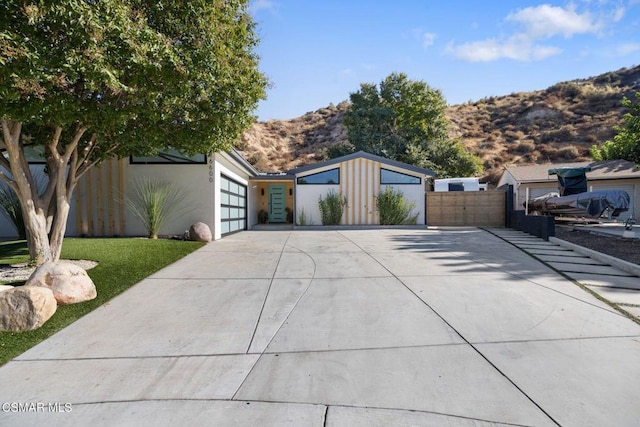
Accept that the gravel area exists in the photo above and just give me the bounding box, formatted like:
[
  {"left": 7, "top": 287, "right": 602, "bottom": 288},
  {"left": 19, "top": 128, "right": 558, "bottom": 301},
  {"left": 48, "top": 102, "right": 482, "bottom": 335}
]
[
  {"left": 554, "top": 226, "right": 640, "bottom": 266},
  {"left": 0, "top": 260, "right": 98, "bottom": 283}
]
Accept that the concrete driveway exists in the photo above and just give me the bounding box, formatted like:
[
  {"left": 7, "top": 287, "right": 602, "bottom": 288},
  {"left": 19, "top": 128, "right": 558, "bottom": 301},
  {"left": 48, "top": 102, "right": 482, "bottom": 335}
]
[{"left": 1, "top": 228, "right": 639, "bottom": 426}]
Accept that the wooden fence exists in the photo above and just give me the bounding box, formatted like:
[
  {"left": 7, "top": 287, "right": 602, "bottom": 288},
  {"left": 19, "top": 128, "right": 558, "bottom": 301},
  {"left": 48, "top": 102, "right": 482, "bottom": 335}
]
[{"left": 426, "top": 191, "right": 506, "bottom": 227}]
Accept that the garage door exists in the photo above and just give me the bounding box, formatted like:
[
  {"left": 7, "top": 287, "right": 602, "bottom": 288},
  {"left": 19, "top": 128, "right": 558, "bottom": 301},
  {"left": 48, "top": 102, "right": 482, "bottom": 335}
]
[
  {"left": 220, "top": 175, "right": 247, "bottom": 236},
  {"left": 591, "top": 184, "right": 635, "bottom": 221}
]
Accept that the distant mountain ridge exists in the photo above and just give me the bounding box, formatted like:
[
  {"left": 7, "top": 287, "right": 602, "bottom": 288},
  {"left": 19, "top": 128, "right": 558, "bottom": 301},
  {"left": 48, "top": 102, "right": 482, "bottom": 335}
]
[{"left": 237, "top": 65, "right": 640, "bottom": 184}]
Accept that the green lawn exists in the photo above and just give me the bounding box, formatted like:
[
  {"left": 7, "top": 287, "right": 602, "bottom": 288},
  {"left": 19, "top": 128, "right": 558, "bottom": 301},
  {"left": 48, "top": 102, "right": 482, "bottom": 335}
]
[{"left": 0, "top": 238, "right": 204, "bottom": 366}]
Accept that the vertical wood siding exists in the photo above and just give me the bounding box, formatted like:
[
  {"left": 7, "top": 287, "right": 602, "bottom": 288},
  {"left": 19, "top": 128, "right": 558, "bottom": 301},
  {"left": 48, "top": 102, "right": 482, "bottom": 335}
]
[
  {"left": 75, "top": 158, "right": 126, "bottom": 236},
  {"left": 339, "top": 158, "right": 381, "bottom": 225}
]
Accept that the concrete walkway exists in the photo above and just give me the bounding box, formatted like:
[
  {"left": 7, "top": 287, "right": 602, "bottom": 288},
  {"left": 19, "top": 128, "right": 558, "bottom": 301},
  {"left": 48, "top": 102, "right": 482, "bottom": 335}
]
[
  {"left": 487, "top": 227, "right": 640, "bottom": 320},
  {"left": 1, "top": 228, "right": 639, "bottom": 426}
]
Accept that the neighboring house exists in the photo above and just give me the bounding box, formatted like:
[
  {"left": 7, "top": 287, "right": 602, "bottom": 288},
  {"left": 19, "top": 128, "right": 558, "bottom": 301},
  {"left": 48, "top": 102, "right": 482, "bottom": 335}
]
[
  {"left": 497, "top": 160, "right": 640, "bottom": 221},
  {"left": 251, "top": 151, "right": 436, "bottom": 226}
]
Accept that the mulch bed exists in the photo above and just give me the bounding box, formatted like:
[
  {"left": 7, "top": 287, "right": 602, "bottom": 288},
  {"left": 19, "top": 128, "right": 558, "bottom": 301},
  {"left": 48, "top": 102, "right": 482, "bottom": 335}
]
[{"left": 554, "top": 226, "right": 640, "bottom": 266}]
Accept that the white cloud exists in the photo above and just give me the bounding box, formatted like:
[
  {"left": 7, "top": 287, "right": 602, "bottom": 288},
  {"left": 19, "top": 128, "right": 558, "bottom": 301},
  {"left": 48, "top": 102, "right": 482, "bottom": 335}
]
[
  {"left": 422, "top": 32, "right": 437, "bottom": 48},
  {"left": 250, "top": 0, "right": 277, "bottom": 14},
  {"left": 613, "top": 6, "right": 626, "bottom": 22},
  {"left": 615, "top": 42, "right": 640, "bottom": 55},
  {"left": 446, "top": 36, "right": 561, "bottom": 62},
  {"left": 506, "top": 4, "right": 601, "bottom": 38},
  {"left": 411, "top": 29, "right": 437, "bottom": 49},
  {"left": 447, "top": 3, "right": 610, "bottom": 62}
]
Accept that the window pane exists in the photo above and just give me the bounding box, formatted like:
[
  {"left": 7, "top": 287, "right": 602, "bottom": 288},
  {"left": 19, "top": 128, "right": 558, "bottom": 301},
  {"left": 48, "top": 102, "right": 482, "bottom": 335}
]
[
  {"left": 221, "top": 192, "right": 230, "bottom": 205},
  {"left": 380, "top": 168, "right": 421, "bottom": 184},
  {"left": 297, "top": 168, "right": 340, "bottom": 184},
  {"left": 130, "top": 149, "right": 206, "bottom": 164},
  {"left": 221, "top": 222, "right": 230, "bottom": 234}
]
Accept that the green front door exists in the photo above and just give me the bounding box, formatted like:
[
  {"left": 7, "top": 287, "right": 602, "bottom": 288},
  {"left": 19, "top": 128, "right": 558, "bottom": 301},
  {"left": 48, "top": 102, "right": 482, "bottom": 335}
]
[{"left": 268, "top": 184, "right": 286, "bottom": 223}]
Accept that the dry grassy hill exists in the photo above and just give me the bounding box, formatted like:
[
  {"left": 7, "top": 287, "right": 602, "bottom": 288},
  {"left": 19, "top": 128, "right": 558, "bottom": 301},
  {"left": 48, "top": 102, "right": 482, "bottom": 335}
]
[{"left": 237, "top": 65, "right": 640, "bottom": 184}]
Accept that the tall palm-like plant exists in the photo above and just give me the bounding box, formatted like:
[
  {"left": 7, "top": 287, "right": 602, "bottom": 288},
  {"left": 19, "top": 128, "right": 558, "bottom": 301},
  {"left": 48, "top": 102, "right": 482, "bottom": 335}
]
[{"left": 126, "top": 178, "right": 191, "bottom": 239}]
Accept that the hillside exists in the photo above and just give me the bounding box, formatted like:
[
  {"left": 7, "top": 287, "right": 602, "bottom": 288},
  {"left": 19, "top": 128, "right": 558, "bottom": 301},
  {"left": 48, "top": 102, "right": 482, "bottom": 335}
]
[{"left": 237, "top": 65, "right": 640, "bottom": 184}]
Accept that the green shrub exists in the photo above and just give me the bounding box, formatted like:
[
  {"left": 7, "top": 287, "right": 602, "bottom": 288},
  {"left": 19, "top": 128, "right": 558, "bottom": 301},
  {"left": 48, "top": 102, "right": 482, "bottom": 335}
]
[
  {"left": 376, "top": 187, "right": 418, "bottom": 225},
  {"left": 126, "top": 178, "right": 191, "bottom": 239},
  {"left": 297, "top": 207, "right": 312, "bottom": 226},
  {"left": 318, "top": 190, "right": 346, "bottom": 225}
]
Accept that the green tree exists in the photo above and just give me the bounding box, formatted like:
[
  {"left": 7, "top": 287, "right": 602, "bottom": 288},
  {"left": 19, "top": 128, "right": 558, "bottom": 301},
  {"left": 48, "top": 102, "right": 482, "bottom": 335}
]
[
  {"left": 337, "top": 72, "right": 481, "bottom": 177},
  {"left": 0, "top": 0, "right": 267, "bottom": 264},
  {"left": 590, "top": 92, "right": 640, "bottom": 164}
]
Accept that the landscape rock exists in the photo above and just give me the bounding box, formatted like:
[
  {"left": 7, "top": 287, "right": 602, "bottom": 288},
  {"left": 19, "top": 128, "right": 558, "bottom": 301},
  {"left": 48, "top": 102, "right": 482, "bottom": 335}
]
[
  {"left": 189, "top": 222, "right": 212, "bottom": 242},
  {"left": 0, "top": 286, "right": 57, "bottom": 332},
  {"left": 26, "top": 261, "right": 97, "bottom": 305},
  {"left": 0, "top": 285, "right": 14, "bottom": 293}
]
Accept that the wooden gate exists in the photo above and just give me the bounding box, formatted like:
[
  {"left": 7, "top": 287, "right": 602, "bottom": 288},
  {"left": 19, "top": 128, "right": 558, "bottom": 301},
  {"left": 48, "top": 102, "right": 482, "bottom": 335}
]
[{"left": 426, "top": 191, "right": 506, "bottom": 226}]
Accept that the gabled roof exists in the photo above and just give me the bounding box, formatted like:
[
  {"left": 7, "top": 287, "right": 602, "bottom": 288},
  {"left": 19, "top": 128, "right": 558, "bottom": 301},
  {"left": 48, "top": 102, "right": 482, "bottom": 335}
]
[
  {"left": 503, "top": 160, "right": 640, "bottom": 183},
  {"left": 287, "top": 151, "right": 436, "bottom": 177}
]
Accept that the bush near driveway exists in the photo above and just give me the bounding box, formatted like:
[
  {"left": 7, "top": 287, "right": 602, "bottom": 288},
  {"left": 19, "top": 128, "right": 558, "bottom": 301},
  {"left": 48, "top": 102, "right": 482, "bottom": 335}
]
[{"left": 0, "top": 238, "right": 204, "bottom": 366}]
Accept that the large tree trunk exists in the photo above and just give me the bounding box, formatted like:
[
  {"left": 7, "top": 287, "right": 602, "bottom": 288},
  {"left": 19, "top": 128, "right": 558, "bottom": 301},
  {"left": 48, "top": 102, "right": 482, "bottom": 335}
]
[
  {"left": 1, "top": 119, "right": 87, "bottom": 265},
  {"left": 22, "top": 203, "right": 53, "bottom": 264}
]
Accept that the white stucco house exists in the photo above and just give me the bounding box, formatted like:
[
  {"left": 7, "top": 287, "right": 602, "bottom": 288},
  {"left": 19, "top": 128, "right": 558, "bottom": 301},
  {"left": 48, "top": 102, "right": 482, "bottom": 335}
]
[
  {"left": 0, "top": 149, "right": 259, "bottom": 240},
  {"left": 497, "top": 159, "right": 640, "bottom": 221},
  {"left": 0, "top": 149, "right": 437, "bottom": 240},
  {"left": 285, "top": 151, "right": 435, "bottom": 225}
]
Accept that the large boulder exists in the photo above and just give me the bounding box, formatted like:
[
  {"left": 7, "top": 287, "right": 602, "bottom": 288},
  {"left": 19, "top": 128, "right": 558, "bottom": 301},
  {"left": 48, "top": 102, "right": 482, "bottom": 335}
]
[
  {"left": 26, "top": 261, "right": 97, "bottom": 305},
  {"left": 189, "top": 222, "right": 212, "bottom": 242},
  {"left": 0, "top": 285, "right": 14, "bottom": 293},
  {"left": 0, "top": 286, "right": 57, "bottom": 332}
]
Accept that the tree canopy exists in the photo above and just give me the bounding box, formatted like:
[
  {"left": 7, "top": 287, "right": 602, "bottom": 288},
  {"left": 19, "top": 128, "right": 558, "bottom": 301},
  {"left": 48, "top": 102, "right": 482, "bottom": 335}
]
[
  {"left": 590, "top": 91, "right": 640, "bottom": 164},
  {"left": 0, "top": 0, "right": 267, "bottom": 263},
  {"left": 334, "top": 72, "right": 482, "bottom": 178}
]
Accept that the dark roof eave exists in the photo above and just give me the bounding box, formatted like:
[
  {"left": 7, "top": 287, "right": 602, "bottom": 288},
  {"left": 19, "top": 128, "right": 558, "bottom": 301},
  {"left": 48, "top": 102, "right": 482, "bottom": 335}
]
[
  {"left": 228, "top": 148, "right": 260, "bottom": 177},
  {"left": 287, "top": 151, "right": 436, "bottom": 177}
]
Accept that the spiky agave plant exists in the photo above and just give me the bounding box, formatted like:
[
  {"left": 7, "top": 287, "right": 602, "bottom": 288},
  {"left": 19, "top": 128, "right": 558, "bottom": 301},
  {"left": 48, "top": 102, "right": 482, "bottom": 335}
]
[{"left": 126, "top": 178, "right": 192, "bottom": 239}]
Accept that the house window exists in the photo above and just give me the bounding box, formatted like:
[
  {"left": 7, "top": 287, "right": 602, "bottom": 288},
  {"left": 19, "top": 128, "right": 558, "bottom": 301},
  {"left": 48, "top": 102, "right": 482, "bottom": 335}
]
[
  {"left": 297, "top": 168, "right": 340, "bottom": 184},
  {"left": 130, "top": 149, "right": 206, "bottom": 164},
  {"left": 380, "top": 168, "right": 421, "bottom": 185},
  {"left": 1, "top": 146, "right": 47, "bottom": 164}
]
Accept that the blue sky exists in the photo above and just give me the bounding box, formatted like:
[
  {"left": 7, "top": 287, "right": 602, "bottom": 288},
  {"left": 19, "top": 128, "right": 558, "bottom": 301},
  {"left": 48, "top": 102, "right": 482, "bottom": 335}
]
[{"left": 250, "top": 0, "right": 640, "bottom": 121}]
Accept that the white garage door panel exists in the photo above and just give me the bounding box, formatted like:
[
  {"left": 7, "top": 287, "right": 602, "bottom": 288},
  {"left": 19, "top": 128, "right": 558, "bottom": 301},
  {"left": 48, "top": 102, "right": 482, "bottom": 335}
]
[{"left": 220, "top": 175, "right": 247, "bottom": 236}]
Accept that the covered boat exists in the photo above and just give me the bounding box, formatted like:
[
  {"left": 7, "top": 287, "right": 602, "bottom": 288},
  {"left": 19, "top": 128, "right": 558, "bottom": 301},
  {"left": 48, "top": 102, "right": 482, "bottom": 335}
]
[{"left": 526, "top": 166, "right": 631, "bottom": 218}]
